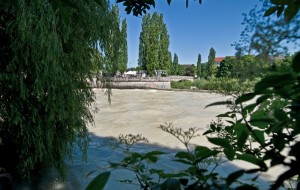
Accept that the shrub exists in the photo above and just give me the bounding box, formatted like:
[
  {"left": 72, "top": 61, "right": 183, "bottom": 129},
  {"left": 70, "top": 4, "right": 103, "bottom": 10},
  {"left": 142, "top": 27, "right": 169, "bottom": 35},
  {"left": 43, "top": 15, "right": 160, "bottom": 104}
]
[
  {"left": 205, "top": 78, "right": 261, "bottom": 97},
  {"left": 171, "top": 80, "right": 193, "bottom": 89},
  {"left": 193, "top": 78, "right": 209, "bottom": 90}
]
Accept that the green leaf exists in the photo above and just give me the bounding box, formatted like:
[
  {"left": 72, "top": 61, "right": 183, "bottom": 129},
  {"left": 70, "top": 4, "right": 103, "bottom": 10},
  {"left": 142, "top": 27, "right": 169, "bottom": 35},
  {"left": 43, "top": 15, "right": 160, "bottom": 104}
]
[
  {"left": 195, "top": 146, "right": 219, "bottom": 161},
  {"left": 234, "top": 123, "right": 249, "bottom": 150},
  {"left": 252, "top": 130, "right": 265, "bottom": 145},
  {"left": 225, "top": 120, "right": 235, "bottom": 125},
  {"left": 255, "top": 73, "right": 294, "bottom": 93},
  {"left": 289, "top": 142, "right": 300, "bottom": 158},
  {"left": 86, "top": 171, "right": 96, "bottom": 178},
  {"left": 236, "top": 153, "right": 266, "bottom": 168},
  {"left": 142, "top": 151, "right": 165, "bottom": 162},
  {"left": 224, "top": 148, "right": 235, "bottom": 160},
  {"left": 245, "top": 168, "right": 261, "bottom": 174},
  {"left": 270, "top": 0, "right": 284, "bottom": 5},
  {"left": 86, "top": 171, "right": 110, "bottom": 190},
  {"left": 129, "top": 152, "right": 142, "bottom": 160},
  {"left": 236, "top": 93, "right": 256, "bottom": 104},
  {"left": 160, "top": 178, "right": 181, "bottom": 190},
  {"left": 277, "top": 5, "right": 285, "bottom": 17},
  {"left": 256, "top": 94, "right": 272, "bottom": 105},
  {"left": 207, "top": 137, "right": 231, "bottom": 149},
  {"left": 292, "top": 52, "right": 300, "bottom": 72},
  {"left": 284, "top": 4, "right": 299, "bottom": 22},
  {"left": 264, "top": 6, "right": 279, "bottom": 17},
  {"left": 145, "top": 150, "right": 165, "bottom": 156},
  {"left": 179, "top": 178, "right": 189, "bottom": 186},
  {"left": 175, "top": 152, "right": 194, "bottom": 161},
  {"left": 202, "top": 129, "right": 213, "bottom": 135},
  {"left": 242, "top": 103, "right": 256, "bottom": 116},
  {"left": 274, "top": 109, "right": 288, "bottom": 121},
  {"left": 249, "top": 118, "right": 274, "bottom": 129},
  {"left": 226, "top": 170, "right": 245, "bottom": 186},
  {"left": 205, "top": 101, "right": 232, "bottom": 108},
  {"left": 216, "top": 112, "right": 233, "bottom": 118}
]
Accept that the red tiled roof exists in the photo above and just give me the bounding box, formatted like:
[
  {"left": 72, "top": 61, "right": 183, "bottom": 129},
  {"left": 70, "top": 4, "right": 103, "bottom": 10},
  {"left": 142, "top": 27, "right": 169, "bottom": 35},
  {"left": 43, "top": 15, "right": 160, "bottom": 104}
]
[{"left": 215, "top": 57, "right": 225, "bottom": 62}]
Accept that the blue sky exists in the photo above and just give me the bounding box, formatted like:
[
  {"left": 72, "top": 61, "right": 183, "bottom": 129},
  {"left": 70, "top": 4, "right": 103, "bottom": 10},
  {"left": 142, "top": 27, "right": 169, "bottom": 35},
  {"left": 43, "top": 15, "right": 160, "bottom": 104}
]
[{"left": 117, "top": 0, "right": 261, "bottom": 67}]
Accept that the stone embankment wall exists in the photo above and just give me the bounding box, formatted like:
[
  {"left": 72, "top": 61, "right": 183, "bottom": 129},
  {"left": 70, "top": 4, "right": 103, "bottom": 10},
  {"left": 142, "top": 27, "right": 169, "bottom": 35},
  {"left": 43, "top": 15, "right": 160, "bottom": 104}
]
[
  {"left": 90, "top": 76, "right": 194, "bottom": 89},
  {"left": 168, "top": 76, "right": 194, "bottom": 82},
  {"left": 111, "top": 81, "right": 171, "bottom": 89}
]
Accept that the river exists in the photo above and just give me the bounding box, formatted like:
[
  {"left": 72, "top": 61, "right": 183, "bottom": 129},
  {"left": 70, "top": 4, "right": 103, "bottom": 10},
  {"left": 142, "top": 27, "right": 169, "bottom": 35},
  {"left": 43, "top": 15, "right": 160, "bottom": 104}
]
[{"left": 17, "top": 89, "right": 278, "bottom": 189}]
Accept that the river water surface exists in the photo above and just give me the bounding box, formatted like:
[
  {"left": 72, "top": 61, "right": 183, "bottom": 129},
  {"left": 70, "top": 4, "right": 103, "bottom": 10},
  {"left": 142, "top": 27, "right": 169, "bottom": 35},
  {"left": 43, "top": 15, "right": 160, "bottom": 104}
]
[{"left": 17, "top": 89, "right": 280, "bottom": 189}]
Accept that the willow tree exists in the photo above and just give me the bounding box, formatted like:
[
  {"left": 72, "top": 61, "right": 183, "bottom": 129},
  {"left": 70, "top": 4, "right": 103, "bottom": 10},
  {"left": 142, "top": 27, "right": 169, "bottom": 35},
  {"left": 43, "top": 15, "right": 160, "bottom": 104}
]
[{"left": 0, "top": 0, "right": 112, "bottom": 178}]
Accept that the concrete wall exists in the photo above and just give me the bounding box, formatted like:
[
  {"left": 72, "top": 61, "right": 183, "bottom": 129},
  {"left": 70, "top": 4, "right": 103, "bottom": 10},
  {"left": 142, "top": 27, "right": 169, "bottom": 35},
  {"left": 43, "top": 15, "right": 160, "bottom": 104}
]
[
  {"left": 169, "top": 76, "right": 194, "bottom": 82},
  {"left": 111, "top": 81, "right": 171, "bottom": 89},
  {"left": 90, "top": 76, "right": 194, "bottom": 89}
]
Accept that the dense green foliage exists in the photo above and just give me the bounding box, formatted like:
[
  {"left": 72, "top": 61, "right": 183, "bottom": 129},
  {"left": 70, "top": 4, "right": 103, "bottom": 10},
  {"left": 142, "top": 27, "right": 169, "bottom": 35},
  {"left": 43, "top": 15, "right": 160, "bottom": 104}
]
[
  {"left": 171, "top": 77, "right": 260, "bottom": 95},
  {"left": 117, "top": 0, "right": 202, "bottom": 16},
  {"left": 207, "top": 47, "right": 216, "bottom": 78},
  {"left": 119, "top": 19, "right": 128, "bottom": 74},
  {"left": 217, "top": 55, "right": 265, "bottom": 79},
  {"left": 217, "top": 57, "right": 235, "bottom": 78},
  {"left": 196, "top": 54, "right": 202, "bottom": 78},
  {"left": 171, "top": 80, "right": 193, "bottom": 89},
  {"left": 138, "top": 12, "right": 171, "bottom": 76},
  {"left": 0, "top": 0, "right": 115, "bottom": 178},
  {"left": 103, "top": 5, "right": 128, "bottom": 76},
  {"left": 170, "top": 53, "right": 179, "bottom": 75},
  {"left": 205, "top": 52, "right": 300, "bottom": 189}
]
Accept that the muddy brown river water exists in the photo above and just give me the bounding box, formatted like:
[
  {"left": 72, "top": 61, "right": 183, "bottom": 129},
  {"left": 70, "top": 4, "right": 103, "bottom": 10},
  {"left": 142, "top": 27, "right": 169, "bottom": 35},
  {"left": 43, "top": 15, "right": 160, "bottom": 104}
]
[{"left": 17, "top": 89, "right": 282, "bottom": 189}]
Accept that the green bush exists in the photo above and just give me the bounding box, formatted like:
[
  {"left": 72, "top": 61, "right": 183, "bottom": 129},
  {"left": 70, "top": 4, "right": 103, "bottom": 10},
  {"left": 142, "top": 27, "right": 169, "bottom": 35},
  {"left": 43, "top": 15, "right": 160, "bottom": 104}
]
[
  {"left": 193, "top": 78, "right": 209, "bottom": 90},
  {"left": 171, "top": 80, "right": 193, "bottom": 89},
  {"left": 205, "top": 78, "right": 260, "bottom": 96}
]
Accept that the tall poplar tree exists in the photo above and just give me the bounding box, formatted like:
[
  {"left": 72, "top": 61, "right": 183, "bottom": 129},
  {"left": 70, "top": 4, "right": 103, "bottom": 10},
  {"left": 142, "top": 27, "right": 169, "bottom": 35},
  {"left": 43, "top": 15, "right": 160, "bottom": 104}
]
[
  {"left": 207, "top": 47, "right": 216, "bottom": 78},
  {"left": 171, "top": 53, "right": 179, "bottom": 75},
  {"left": 138, "top": 12, "right": 170, "bottom": 76},
  {"left": 197, "top": 53, "right": 202, "bottom": 78},
  {"left": 146, "top": 12, "right": 160, "bottom": 76},
  {"left": 158, "top": 14, "right": 171, "bottom": 71},
  {"left": 119, "top": 19, "right": 128, "bottom": 74},
  {"left": 138, "top": 14, "right": 151, "bottom": 70},
  {"left": 104, "top": 5, "right": 121, "bottom": 76},
  {"left": 102, "top": 5, "right": 128, "bottom": 76}
]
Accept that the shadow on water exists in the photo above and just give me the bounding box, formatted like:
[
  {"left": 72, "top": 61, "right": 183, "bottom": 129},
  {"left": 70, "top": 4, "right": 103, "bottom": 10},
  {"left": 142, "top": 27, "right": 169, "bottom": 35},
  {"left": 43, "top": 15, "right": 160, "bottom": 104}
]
[{"left": 15, "top": 133, "right": 274, "bottom": 190}]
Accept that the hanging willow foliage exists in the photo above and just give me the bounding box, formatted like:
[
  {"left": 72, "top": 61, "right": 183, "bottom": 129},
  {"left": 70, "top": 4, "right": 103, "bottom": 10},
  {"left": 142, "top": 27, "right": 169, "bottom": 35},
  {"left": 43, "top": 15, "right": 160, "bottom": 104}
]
[{"left": 0, "top": 0, "right": 112, "bottom": 178}]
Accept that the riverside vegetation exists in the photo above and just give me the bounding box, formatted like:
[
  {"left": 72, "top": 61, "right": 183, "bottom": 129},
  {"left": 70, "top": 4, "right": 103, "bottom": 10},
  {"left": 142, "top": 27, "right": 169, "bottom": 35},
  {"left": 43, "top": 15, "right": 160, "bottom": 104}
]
[
  {"left": 87, "top": 53, "right": 300, "bottom": 190},
  {"left": 86, "top": 1, "right": 300, "bottom": 190}
]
